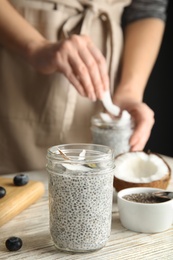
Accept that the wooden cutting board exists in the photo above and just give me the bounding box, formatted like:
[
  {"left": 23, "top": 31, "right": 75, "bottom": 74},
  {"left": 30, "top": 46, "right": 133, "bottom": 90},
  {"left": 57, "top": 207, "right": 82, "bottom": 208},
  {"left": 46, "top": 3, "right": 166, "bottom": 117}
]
[{"left": 0, "top": 177, "right": 45, "bottom": 227}]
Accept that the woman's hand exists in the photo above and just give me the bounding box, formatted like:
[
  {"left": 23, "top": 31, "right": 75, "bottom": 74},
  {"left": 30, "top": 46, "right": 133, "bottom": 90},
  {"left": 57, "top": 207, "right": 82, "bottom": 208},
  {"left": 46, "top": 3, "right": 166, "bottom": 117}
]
[
  {"left": 113, "top": 94, "right": 155, "bottom": 151},
  {"left": 126, "top": 102, "right": 155, "bottom": 151},
  {"left": 0, "top": 1, "right": 109, "bottom": 100},
  {"left": 27, "top": 35, "right": 109, "bottom": 101}
]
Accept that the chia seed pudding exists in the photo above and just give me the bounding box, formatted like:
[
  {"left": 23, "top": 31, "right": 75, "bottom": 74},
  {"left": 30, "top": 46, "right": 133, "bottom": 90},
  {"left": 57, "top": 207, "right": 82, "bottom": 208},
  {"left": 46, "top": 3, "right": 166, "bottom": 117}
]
[
  {"left": 91, "top": 113, "right": 134, "bottom": 157},
  {"left": 46, "top": 144, "right": 115, "bottom": 253},
  {"left": 123, "top": 192, "right": 167, "bottom": 203}
]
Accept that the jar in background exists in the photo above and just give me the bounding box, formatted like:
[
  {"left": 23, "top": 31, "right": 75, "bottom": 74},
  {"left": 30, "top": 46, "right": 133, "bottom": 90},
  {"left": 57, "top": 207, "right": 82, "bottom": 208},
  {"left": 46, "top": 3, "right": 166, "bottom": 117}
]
[
  {"left": 46, "top": 143, "right": 115, "bottom": 253},
  {"left": 91, "top": 114, "right": 134, "bottom": 158}
]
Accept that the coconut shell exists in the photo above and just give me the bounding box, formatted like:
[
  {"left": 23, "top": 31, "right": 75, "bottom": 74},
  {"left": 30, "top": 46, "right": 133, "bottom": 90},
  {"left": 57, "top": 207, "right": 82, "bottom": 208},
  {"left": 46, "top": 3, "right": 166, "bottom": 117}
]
[{"left": 113, "top": 152, "right": 171, "bottom": 192}]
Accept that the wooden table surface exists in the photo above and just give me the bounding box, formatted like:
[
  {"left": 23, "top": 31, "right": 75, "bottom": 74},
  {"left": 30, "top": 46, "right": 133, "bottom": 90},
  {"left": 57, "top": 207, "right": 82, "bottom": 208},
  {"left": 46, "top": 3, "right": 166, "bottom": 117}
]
[{"left": 0, "top": 155, "right": 173, "bottom": 260}]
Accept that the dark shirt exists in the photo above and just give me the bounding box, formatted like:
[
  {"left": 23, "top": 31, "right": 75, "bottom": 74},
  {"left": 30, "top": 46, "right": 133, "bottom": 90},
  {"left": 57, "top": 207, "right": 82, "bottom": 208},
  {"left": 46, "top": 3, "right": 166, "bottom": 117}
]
[{"left": 122, "top": 0, "right": 169, "bottom": 26}]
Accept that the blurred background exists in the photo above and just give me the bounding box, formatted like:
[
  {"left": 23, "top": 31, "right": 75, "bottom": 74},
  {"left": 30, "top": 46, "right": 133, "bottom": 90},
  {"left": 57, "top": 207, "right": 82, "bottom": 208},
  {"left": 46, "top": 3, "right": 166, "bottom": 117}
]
[{"left": 144, "top": 0, "right": 173, "bottom": 157}]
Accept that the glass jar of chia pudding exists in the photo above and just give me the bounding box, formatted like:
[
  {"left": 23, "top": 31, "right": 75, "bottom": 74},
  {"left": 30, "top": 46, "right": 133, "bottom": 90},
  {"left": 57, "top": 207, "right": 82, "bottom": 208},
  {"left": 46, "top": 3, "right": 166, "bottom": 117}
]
[
  {"left": 91, "top": 113, "right": 134, "bottom": 158},
  {"left": 46, "top": 143, "right": 115, "bottom": 253}
]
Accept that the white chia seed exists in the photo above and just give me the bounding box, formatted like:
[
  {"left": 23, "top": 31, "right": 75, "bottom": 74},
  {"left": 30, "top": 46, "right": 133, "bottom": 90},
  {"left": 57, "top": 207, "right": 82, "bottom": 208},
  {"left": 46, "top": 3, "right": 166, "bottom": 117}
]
[{"left": 91, "top": 114, "right": 134, "bottom": 157}]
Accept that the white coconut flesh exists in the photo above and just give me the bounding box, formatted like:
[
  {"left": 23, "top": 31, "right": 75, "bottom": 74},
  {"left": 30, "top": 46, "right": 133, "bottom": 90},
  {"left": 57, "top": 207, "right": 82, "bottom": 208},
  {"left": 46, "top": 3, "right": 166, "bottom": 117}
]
[
  {"left": 59, "top": 149, "right": 95, "bottom": 171},
  {"left": 114, "top": 152, "right": 169, "bottom": 183},
  {"left": 61, "top": 163, "right": 91, "bottom": 171},
  {"left": 101, "top": 91, "right": 131, "bottom": 126},
  {"left": 100, "top": 111, "right": 131, "bottom": 127},
  {"left": 101, "top": 91, "right": 120, "bottom": 116}
]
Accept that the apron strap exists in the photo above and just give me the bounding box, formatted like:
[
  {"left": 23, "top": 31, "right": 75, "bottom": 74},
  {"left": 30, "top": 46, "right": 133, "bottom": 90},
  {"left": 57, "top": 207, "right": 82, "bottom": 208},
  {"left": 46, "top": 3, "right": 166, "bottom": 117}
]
[{"left": 57, "top": 0, "right": 130, "bottom": 135}]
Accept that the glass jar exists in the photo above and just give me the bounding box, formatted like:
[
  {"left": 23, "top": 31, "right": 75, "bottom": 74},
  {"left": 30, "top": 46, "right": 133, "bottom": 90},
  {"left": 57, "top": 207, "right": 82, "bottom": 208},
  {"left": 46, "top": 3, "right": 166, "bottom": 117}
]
[
  {"left": 91, "top": 114, "right": 134, "bottom": 158},
  {"left": 46, "top": 143, "right": 115, "bottom": 253}
]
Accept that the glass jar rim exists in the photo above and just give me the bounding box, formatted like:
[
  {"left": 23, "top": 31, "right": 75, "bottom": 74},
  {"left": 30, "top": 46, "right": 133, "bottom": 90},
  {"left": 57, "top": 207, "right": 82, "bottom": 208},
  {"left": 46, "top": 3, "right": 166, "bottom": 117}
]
[{"left": 46, "top": 143, "right": 114, "bottom": 163}]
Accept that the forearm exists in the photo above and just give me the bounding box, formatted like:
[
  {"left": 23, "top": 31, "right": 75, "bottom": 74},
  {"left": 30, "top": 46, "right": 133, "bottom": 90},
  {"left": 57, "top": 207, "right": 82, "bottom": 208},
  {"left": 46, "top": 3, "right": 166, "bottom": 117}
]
[
  {"left": 0, "top": 0, "right": 46, "bottom": 59},
  {"left": 114, "top": 18, "right": 165, "bottom": 104}
]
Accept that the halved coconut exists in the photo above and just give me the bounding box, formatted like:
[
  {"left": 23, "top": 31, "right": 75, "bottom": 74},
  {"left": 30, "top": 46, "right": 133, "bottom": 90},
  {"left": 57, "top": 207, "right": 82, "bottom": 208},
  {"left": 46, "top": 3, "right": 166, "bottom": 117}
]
[{"left": 114, "top": 151, "right": 171, "bottom": 192}]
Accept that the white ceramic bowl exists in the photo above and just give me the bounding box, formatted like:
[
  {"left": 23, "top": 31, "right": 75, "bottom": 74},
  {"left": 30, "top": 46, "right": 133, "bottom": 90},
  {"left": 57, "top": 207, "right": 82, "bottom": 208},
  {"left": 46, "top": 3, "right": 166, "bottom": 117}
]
[{"left": 117, "top": 187, "right": 173, "bottom": 233}]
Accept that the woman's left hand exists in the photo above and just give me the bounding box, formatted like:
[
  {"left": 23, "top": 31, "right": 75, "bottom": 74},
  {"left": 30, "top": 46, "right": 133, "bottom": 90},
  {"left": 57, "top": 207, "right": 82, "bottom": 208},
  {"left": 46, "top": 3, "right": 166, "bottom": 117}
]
[{"left": 113, "top": 95, "right": 155, "bottom": 151}]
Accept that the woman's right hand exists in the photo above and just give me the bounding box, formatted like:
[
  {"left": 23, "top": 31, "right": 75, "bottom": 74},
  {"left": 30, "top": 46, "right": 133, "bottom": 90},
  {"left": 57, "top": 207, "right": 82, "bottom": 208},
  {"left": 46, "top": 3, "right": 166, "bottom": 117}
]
[
  {"left": 0, "top": 1, "right": 109, "bottom": 100},
  {"left": 27, "top": 35, "right": 109, "bottom": 101}
]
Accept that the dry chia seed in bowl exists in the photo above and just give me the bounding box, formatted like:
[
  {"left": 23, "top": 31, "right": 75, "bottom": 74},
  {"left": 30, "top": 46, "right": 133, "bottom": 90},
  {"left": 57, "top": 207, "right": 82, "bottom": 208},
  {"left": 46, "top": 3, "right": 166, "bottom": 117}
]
[{"left": 123, "top": 192, "right": 167, "bottom": 203}]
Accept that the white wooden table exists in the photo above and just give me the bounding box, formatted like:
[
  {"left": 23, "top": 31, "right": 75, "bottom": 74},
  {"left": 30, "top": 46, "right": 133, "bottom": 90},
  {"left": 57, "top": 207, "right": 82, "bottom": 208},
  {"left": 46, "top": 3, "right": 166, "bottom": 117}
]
[{"left": 0, "top": 155, "right": 173, "bottom": 260}]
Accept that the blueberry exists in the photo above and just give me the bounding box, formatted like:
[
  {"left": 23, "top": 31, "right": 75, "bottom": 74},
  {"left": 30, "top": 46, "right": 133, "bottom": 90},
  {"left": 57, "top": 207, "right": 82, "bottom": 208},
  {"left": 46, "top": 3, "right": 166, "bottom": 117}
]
[
  {"left": 13, "top": 174, "right": 29, "bottom": 186},
  {"left": 5, "top": 236, "right": 23, "bottom": 251},
  {"left": 0, "top": 186, "right": 6, "bottom": 198}
]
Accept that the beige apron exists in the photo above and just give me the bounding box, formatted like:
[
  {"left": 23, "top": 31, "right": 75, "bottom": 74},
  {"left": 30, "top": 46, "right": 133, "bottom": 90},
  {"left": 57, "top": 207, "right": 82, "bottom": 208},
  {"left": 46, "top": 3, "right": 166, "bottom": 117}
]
[{"left": 0, "top": 0, "right": 131, "bottom": 173}]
